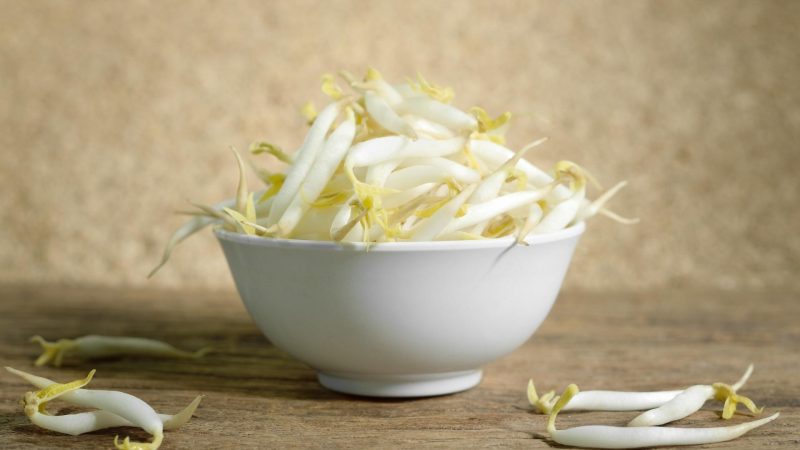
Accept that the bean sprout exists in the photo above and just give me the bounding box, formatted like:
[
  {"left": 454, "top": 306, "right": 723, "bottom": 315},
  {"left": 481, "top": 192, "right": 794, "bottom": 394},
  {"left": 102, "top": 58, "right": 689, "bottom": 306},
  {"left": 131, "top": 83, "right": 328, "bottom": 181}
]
[
  {"left": 8, "top": 368, "right": 183, "bottom": 449},
  {"left": 6, "top": 367, "right": 201, "bottom": 433},
  {"left": 409, "top": 184, "right": 477, "bottom": 241},
  {"left": 529, "top": 379, "right": 681, "bottom": 414},
  {"left": 532, "top": 161, "right": 589, "bottom": 233},
  {"left": 364, "top": 91, "right": 417, "bottom": 138},
  {"left": 31, "top": 335, "right": 209, "bottom": 367},
  {"left": 528, "top": 364, "right": 755, "bottom": 415},
  {"left": 266, "top": 99, "right": 345, "bottom": 225},
  {"left": 396, "top": 97, "right": 477, "bottom": 132}
]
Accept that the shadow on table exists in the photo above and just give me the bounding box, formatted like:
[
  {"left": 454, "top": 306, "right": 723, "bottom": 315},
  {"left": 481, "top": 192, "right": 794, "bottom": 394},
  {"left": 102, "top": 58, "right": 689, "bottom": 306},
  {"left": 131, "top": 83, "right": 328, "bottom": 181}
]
[{"left": 15, "top": 292, "right": 432, "bottom": 404}]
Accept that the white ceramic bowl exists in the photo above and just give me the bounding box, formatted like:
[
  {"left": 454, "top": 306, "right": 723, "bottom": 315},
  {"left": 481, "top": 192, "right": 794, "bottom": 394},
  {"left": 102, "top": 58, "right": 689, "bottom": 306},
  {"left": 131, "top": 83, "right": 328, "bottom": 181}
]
[{"left": 215, "top": 222, "right": 585, "bottom": 397}]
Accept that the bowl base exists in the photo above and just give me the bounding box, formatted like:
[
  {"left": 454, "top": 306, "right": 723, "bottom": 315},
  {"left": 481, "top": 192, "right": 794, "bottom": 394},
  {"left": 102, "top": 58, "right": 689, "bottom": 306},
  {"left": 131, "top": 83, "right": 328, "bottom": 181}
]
[{"left": 317, "top": 369, "right": 482, "bottom": 397}]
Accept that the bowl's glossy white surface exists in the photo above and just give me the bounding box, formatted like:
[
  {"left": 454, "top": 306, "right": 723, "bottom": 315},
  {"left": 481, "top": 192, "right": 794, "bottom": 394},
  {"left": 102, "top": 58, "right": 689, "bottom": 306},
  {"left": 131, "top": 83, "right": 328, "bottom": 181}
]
[{"left": 215, "top": 222, "right": 585, "bottom": 397}]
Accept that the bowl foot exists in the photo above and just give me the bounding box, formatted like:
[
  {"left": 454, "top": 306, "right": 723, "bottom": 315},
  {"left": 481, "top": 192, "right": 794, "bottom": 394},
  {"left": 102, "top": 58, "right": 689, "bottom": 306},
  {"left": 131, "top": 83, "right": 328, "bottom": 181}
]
[{"left": 317, "top": 369, "right": 482, "bottom": 397}]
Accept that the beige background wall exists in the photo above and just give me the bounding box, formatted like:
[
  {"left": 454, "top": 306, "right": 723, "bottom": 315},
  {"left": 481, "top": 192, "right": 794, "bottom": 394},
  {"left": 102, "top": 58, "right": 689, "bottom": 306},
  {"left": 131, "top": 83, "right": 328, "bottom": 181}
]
[{"left": 1, "top": 0, "right": 798, "bottom": 291}]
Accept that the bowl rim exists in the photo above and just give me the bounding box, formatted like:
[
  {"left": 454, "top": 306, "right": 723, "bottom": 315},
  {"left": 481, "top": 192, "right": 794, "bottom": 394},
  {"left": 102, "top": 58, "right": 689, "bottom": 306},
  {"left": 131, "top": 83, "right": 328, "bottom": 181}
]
[{"left": 213, "top": 221, "right": 585, "bottom": 252}]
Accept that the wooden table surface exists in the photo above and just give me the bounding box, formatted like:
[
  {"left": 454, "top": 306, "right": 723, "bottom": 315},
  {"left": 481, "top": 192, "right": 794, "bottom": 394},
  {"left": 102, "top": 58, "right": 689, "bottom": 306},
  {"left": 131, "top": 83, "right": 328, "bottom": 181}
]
[{"left": 0, "top": 284, "right": 797, "bottom": 449}]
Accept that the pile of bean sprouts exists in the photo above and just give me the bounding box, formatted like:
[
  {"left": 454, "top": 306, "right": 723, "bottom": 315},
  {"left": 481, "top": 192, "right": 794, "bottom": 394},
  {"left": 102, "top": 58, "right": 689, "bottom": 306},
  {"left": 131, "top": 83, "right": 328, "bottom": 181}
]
[{"left": 151, "top": 68, "right": 634, "bottom": 275}]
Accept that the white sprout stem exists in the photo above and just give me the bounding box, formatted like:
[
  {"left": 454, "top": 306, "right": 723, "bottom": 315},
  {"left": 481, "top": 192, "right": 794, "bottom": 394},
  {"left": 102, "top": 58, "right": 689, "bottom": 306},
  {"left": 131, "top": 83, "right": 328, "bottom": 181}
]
[
  {"left": 409, "top": 184, "right": 477, "bottom": 241},
  {"left": 359, "top": 78, "right": 405, "bottom": 105},
  {"left": 148, "top": 204, "right": 230, "bottom": 279},
  {"left": 31, "top": 335, "right": 209, "bottom": 367},
  {"left": 365, "top": 160, "right": 402, "bottom": 186},
  {"left": 364, "top": 91, "right": 417, "bottom": 138},
  {"left": 467, "top": 137, "right": 548, "bottom": 210},
  {"left": 468, "top": 139, "right": 554, "bottom": 187},
  {"left": 384, "top": 166, "right": 447, "bottom": 190},
  {"left": 375, "top": 80, "right": 405, "bottom": 105},
  {"left": 564, "top": 390, "right": 683, "bottom": 412},
  {"left": 28, "top": 410, "right": 135, "bottom": 436},
  {"left": 465, "top": 160, "right": 511, "bottom": 236},
  {"left": 599, "top": 207, "right": 641, "bottom": 225},
  {"left": 293, "top": 206, "right": 340, "bottom": 238},
  {"left": 550, "top": 415, "right": 780, "bottom": 449},
  {"left": 574, "top": 180, "right": 631, "bottom": 222},
  {"left": 732, "top": 364, "right": 755, "bottom": 391},
  {"left": 628, "top": 364, "right": 758, "bottom": 426},
  {"left": 507, "top": 203, "right": 537, "bottom": 218},
  {"left": 442, "top": 190, "right": 548, "bottom": 236},
  {"left": 148, "top": 216, "right": 216, "bottom": 277},
  {"left": 468, "top": 169, "right": 509, "bottom": 205},
  {"left": 343, "top": 223, "right": 365, "bottom": 242},
  {"left": 382, "top": 183, "right": 437, "bottom": 209},
  {"left": 628, "top": 385, "right": 713, "bottom": 427},
  {"left": 346, "top": 136, "right": 465, "bottom": 170},
  {"left": 384, "top": 163, "right": 480, "bottom": 190},
  {"left": 516, "top": 202, "right": 544, "bottom": 243},
  {"left": 532, "top": 187, "right": 586, "bottom": 233},
  {"left": 400, "top": 157, "right": 481, "bottom": 183},
  {"left": 386, "top": 185, "right": 443, "bottom": 224},
  {"left": 278, "top": 108, "right": 357, "bottom": 236},
  {"left": 395, "top": 97, "right": 477, "bottom": 131},
  {"left": 319, "top": 173, "right": 352, "bottom": 192},
  {"left": 267, "top": 100, "right": 343, "bottom": 225},
  {"left": 404, "top": 114, "right": 456, "bottom": 139},
  {"left": 528, "top": 378, "right": 680, "bottom": 414},
  {"left": 392, "top": 82, "right": 422, "bottom": 99},
  {"left": 366, "top": 221, "right": 388, "bottom": 242},
  {"left": 329, "top": 196, "right": 357, "bottom": 239},
  {"left": 80, "top": 335, "right": 207, "bottom": 359},
  {"left": 232, "top": 149, "right": 248, "bottom": 214}
]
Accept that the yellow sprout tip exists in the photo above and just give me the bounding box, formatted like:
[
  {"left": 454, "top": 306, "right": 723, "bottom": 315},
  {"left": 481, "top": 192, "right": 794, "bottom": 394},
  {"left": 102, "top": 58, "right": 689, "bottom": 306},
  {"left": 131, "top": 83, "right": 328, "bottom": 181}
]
[
  {"left": 365, "top": 67, "right": 383, "bottom": 81},
  {"left": 547, "top": 384, "right": 579, "bottom": 434},
  {"left": 114, "top": 432, "right": 164, "bottom": 450},
  {"left": 527, "top": 379, "right": 558, "bottom": 414},
  {"left": 527, "top": 379, "right": 538, "bottom": 404},
  {"left": 713, "top": 381, "right": 763, "bottom": 419},
  {"left": 300, "top": 101, "right": 317, "bottom": 124},
  {"left": 321, "top": 73, "right": 344, "bottom": 100},
  {"left": 31, "top": 336, "right": 77, "bottom": 367},
  {"left": 27, "top": 369, "right": 96, "bottom": 415},
  {"left": 470, "top": 107, "right": 512, "bottom": 132},
  {"left": 411, "top": 72, "right": 455, "bottom": 103}
]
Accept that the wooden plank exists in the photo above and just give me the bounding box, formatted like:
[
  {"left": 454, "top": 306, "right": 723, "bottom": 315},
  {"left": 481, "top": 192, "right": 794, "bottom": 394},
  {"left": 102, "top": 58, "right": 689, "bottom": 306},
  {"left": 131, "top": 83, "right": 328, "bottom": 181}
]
[{"left": 0, "top": 285, "right": 797, "bottom": 449}]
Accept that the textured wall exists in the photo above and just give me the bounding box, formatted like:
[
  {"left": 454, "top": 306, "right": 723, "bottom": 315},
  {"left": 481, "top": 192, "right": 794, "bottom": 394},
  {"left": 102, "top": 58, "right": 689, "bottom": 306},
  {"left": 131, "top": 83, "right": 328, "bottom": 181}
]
[{"left": 1, "top": 0, "right": 798, "bottom": 291}]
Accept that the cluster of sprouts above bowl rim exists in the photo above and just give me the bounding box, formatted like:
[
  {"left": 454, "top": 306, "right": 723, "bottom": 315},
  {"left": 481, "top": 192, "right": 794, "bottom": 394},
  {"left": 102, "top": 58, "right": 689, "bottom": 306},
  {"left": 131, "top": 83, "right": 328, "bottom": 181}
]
[{"left": 150, "top": 68, "right": 636, "bottom": 277}]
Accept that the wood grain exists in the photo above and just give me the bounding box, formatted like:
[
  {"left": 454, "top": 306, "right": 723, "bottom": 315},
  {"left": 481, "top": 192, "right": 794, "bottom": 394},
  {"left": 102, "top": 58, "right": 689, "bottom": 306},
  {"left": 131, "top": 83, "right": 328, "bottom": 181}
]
[{"left": 0, "top": 285, "right": 797, "bottom": 449}]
